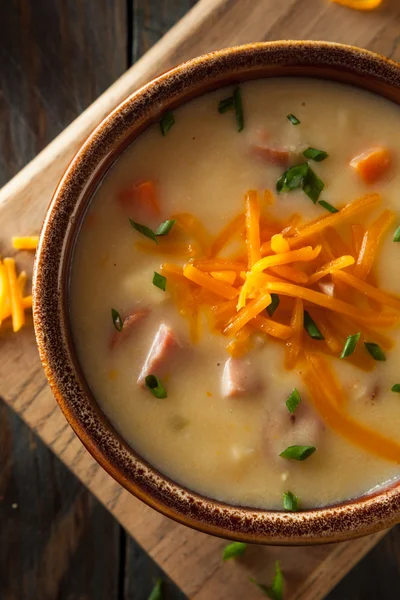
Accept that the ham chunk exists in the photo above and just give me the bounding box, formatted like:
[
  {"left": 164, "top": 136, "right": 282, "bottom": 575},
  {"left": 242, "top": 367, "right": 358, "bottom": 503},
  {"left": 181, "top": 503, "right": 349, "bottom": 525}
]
[
  {"left": 137, "top": 324, "right": 180, "bottom": 386},
  {"left": 110, "top": 308, "right": 150, "bottom": 350},
  {"left": 250, "top": 145, "right": 291, "bottom": 167},
  {"left": 221, "top": 357, "right": 261, "bottom": 398}
]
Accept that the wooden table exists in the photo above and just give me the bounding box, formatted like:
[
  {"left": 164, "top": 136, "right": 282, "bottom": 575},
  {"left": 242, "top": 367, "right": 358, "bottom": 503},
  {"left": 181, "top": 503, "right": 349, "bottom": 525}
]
[{"left": 0, "top": 1, "right": 399, "bottom": 598}]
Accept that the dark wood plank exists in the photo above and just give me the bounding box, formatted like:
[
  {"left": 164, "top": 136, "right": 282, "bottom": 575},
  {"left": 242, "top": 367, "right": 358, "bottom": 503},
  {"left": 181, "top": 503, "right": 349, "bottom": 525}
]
[
  {"left": 0, "top": 399, "right": 120, "bottom": 599},
  {"left": 0, "top": 0, "right": 127, "bottom": 187}
]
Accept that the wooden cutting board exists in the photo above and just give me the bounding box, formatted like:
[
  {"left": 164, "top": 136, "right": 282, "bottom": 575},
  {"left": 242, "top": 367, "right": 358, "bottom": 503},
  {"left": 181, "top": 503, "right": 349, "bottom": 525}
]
[{"left": 1, "top": 0, "right": 400, "bottom": 597}]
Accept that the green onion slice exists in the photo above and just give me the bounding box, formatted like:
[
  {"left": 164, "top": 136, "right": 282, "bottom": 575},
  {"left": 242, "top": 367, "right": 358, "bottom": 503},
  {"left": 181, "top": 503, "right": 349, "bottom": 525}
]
[
  {"left": 391, "top": 384, "right": 400, "bottom": 393},
  {"left": 276, "top": 163, "right": 324, "bottom": 203},
  {"left": 364, "top": 342, "right": 386, "bottom": 361},
  {"left": 283, "top": 491, "right": 299, "bottom": 512},
  {"left": 111, "top": 308, "right": 123, "bottom": 332},
  {"left": 267, "top": 293, "right": 280, "bottom": 317},
  {"left": 148, "top": 578, "right": 163, "bottom": 600},
  {"left": 160, "top": 111, "right": 175, "bottom": 136},
  {"left": 129, "top": 219, "right": 158, "bottom": 243},
  {"left": 319, "top": 200, "right": 339, "bottom": 214},
  {"left": 286, "top": 388, "right": 301, "bottom": 414},
  {"left": 153, "top": 272, "right": 166, "bottom": 291},
  {"left": 155, "top": 220, "right": 176, "bottom": 236},
  {"left": 393, "top": 226, "right": 400, "bottom": 242},
  {"left": 280, "top": 445, "right": 316, "bottom": 461},
  {"left": 304, "top": 311, "right": 324, "bottom": 340},
  {"left": 233, "top": 87, "right": 244, "bottom": 132},
  {"left": 340, "top": 332, "right": 360, "bottom": 359},
  {"left": 222, "top": 541, "right": 247, "bottom": 561},
  {"left": 145, "top": 375, "right": 167, "bottom": 399},
  {"left": 287, "top": 113, "right": 300, "bottom": 125},
  {"left": 303, "top": 147, "right": 329, "bottom": 162},
  {"left": 218, "top": 97, "right": 234, "bottom": 113},
  {"left": 250, "top": 561, "right": 284, "bottom": 600}
]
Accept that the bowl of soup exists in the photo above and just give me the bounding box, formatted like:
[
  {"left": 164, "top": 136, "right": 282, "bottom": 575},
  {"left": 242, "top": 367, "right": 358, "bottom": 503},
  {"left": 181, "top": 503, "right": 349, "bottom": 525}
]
[{"left": 33, "top": 41, "right": 400, "bottom": 544}]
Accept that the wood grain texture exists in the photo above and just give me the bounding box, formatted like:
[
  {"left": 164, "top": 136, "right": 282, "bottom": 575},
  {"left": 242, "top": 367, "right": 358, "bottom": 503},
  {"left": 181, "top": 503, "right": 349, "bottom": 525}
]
[{"left": 1, "top": 0, "right": 400, "bottom": 598}]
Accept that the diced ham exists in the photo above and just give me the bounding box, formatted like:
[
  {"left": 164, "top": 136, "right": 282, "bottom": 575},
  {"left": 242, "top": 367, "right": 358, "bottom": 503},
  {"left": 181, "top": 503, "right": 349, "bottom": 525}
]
[
  {"left": 262, "top": 400, "right": 324, "bottom": 459},
  {"left": 110, "top": 308, "right": 150, "bottom": 350},
  {"left": 137, "top": 323, "right": 180, "bottom": 386},
  {"left": 221, "top": 357, "right": 261, "bottom": 398},
  {"left": 250, "top": 145, "right": 291, "bottom": 167},
  {"left": 318, "top": 281, "right": 335, "bottom": 297}
]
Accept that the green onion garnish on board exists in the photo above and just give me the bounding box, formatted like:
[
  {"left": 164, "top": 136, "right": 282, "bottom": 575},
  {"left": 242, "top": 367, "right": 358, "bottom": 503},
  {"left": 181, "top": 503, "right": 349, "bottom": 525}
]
[
  {"left": 145, "top": 375, "right": 167, "bottom": 399},
  {"left": 283, "top": 491, "right": 299, "bottom": 512},
  {"left": 148, "top": 578, "right": 163, "bottom": 600},
  {"left": 111, "top": 308, "right": 123, "bottom": 332},
  {"left": 160, "top": 111, "right": 175, "bottom": 136},
  {"left": 280, "top": 445, "right": 316, "bottom": 461},
  {"left": 340, "top": 333, "right": 360, "bottom": 359},
  {"left": 304, "top": 310, "right": 324, "bottom": 340},
  {"left": 286, "top": 388, "right": 301, "bottom": 414},
  {"left": 222, "top": 541, "right": 247, "bottom": 561},
  {"left": 250, "top": 561, "right": 284, "bottom": 600},
  {"left": 364, "top": 342, "right": 386, "bottom": 361}
]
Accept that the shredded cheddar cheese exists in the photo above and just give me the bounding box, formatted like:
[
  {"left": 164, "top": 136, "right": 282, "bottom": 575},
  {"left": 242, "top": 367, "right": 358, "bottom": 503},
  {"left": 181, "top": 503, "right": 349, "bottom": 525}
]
[
  {"left": 331, "top": 0, "right": 382, "bottom": 12},
  {"left": 12, "top": 236, "right": 39, "bottom": 250}
]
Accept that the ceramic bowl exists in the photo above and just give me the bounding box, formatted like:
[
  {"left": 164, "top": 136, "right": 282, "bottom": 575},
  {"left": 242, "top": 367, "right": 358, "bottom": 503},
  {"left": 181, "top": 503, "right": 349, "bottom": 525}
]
[{"left": 33, "top": 41, "right": 400, "bottom": 544}]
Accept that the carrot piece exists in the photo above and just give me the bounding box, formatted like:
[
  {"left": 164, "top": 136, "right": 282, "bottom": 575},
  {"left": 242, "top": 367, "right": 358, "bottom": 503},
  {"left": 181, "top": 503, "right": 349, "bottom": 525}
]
[
  {"left": 264, "top": 280, "right": 397, "bottom": 326},
  {"left": 119, "top": 180, "right": 160, "bottom": 215},
  {"left": 285, "top": 298, "right": 303, "bottom": 369},
  {"left": 251, "top": 315, "right": 293, "bottom": 340},
  {"left": 3, "top": 258, "right": 25, "bottom": 332},
  {"left": 353, "top": 209, "right": 396, "bottom": 280},
  {"left": 172, "top": 213, "right": 211, "bottom": 255},
  {"left": 271, "top": 234, "right": 290, "bottom": 254},
  {"left": 193, "top": 259, "right": 246, "bottom": 273},
  {"left": 330, "top": 0, "right": 382, "bottom": 10},
  {"left": 210, "top": 270, "right": 236, "bottom": 285},
  {"left": 223, "top": 291, "right": 272, "bottom": 336},
  {"left": 350, "top": 147, "right": 391, "bottom": 184},
  {"left": 332, "top": 270, "right": 400, "bottom": 312},
  {"left": 12, "top": 236, "right": 39, "bottom": 251},
  {"left": 183, "top": 264, "right": 239, "bottom": 300},
  {"left": 269, "top": 265, "right": 308, "bottom": 284},
  {"left": 280, "top": 194, "right": 381, "bottom": 250},
  {"left": 307, "top": 255, "right": 355, "bottom": 285},
  {"left": 304, "top": 354, "right": 400, "bottom": 463},
  {"left": 244, "top": 190, "right": 261, "bottom": 268},
  {"left": 253, "top": 245, "right": 321, "bottom": 273},
  {"left": 210, "top": 214, "right": 245, "bottom": 257}
]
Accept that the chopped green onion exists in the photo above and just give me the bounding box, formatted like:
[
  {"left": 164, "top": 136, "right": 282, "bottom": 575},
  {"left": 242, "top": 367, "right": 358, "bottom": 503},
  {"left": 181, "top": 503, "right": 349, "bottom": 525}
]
[
  {"left": 145, "top": 375, "right": 167, "bottom": 399},
  {"left": 287, "top": 113, "right": 300, "bottom": 125},
  {"left": 280, "top": 445, "right": 316, "bottom": 461},
  {"left": 111, "top": 308, "right": 123, "bottom": 332},
  {"left": 160, "top": 111, "right": 175, "bottom": 136},
  {"left": 391, "top": 384, "right": 400, "bottom": 393},
  {"left": 393, "top": 226, "right": 400, "bottom": 242},
  {"left": 267, "top": 293, "right": 280, "bottom": 317},
  {"left": 283, "top": 491, "right": 299, "bottom": 512},
  {"left": 304, "top": 311, "right": 324, "bottom": 340},
  {"left": 276, "top": 163, "right": 324, "bottom": 203},
  {"left": 155, "top": 220, "right": 176, "bottom": 236},
  {"left": 250, "top": 561, "right": 283, "bottom": 600},
  {"left": 286, "top": 388, "right": 301, "bottom": 414},
  {"left": 302, "top": 168, "right": 325, "bottom": 203},
  {"left": 233, "top": 87, "right": 244, "bottom": 132},
  {"left": 222, "top": 541, "right": 247, "bottom": 560},
  {"left": 218, "top": 97, "right": 234, "bottom": 113},
  {"left": 148, "top": 578, "right": 163, "bottom": 600},
  {"left": 129, "top": 219, "right": 158, "bottom": 243},
  {"left": 319, "top": 200, "right": 339, "bottom": 213},
  {"left": 303, "top": 147, "right": 329, "bottom": 162},
  {"left": 340, "top": 332, "right": 360, "bottom": 359},
  {"left": 364, "top": 342, "right": 386, "bottom": 361},
  {"left": 153, "top": 272, "right": 166, "bottom": 291}
]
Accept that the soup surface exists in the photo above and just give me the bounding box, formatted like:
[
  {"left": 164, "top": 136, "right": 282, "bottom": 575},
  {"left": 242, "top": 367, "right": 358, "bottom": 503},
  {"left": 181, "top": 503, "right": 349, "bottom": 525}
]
[{"left": 71, "top": 78, "right": 400, "bottom": 509}]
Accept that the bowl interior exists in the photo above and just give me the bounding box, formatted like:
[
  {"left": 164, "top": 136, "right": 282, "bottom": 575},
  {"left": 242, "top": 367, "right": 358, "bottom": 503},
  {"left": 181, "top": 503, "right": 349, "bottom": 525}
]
[{"left": 33, "top": 41, "right": 400, "bottom": 544}]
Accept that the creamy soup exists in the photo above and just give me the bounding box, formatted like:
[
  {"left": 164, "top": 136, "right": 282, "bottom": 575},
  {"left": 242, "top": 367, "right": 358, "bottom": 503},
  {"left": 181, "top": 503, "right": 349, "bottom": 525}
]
[{"left": 71, "top": 78, "right": 400, "bottom": 510}]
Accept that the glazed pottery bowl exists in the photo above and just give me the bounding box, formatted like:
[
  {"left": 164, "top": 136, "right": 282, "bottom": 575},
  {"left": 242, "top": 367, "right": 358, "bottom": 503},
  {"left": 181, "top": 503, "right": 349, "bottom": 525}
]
[{"left": 33, "top": 41, "right": 400, "bottom": 545}]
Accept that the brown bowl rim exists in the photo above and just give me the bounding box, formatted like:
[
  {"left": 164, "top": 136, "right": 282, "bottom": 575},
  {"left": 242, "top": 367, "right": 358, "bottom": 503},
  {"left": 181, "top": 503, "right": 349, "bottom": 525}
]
[{"left": 33, "top": 41, "right": 400, "bottom": 545}]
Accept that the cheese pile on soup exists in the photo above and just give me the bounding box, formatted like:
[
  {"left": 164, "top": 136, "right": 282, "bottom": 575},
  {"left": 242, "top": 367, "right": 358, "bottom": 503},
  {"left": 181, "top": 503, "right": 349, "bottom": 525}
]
[{"left": 71, "top": 78, "right": 400, "bottom": 510}]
